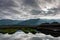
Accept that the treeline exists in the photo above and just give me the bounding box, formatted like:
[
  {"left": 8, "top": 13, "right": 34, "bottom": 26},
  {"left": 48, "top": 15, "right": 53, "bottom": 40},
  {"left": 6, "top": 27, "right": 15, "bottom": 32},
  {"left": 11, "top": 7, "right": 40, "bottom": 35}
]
[{"left": 41, "top": 22, "right": 59, "bottom": 24}]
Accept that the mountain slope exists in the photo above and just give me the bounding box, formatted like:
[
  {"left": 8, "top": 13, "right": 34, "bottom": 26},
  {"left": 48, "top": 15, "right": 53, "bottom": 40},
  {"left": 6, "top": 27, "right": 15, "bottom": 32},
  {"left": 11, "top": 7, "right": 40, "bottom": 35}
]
[
  {"left": 18, "top": 19, "right": 60, "bottom": 26},
  {"left": 18, "top": 19, "right": 40, "bottom": 26},
  {"left": 0, "top": 19, "right": 21, "bottom": 25},
  {"left": 0, "top": 19, "right": 60, "bottom": 25}
]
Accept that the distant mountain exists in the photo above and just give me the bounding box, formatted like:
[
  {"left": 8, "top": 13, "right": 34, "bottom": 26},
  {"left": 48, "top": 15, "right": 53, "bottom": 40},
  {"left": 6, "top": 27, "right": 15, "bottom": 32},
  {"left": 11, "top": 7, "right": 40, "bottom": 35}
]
[
  {"left": 0, "top": 19, "right": 60, "bottom": 25},
  {"left": 0, "top": 19, "right": 22, "bottom": 25},
  {"left": 18, "top": 19, "right": 60, "bottom": 26},
  {"left": 18, "top": 19, "right": 40, "bottom": 26}
]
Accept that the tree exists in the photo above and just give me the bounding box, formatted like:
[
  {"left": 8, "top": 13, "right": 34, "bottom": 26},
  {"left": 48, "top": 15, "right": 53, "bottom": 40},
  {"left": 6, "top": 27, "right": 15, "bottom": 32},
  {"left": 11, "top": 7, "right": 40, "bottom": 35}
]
[{"left": 51, "top": 22, "right": 59, "bottom": 24}]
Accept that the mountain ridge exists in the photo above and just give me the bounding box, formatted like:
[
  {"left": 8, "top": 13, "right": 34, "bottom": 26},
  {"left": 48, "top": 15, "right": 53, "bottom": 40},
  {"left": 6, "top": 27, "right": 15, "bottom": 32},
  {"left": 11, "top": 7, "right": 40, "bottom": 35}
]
[{"left": 0, "top": 19, "right": 60, "bottom": 25}]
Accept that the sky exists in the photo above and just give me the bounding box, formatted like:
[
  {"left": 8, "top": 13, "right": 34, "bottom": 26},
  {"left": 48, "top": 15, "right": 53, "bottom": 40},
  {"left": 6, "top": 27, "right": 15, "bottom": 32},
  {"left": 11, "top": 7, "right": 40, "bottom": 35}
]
[
  {"left": 0, "top": 0, "right": 60, "bottom": 20},
  {"left": 0, "top": 31, "right": 60, "bottom": 40}
]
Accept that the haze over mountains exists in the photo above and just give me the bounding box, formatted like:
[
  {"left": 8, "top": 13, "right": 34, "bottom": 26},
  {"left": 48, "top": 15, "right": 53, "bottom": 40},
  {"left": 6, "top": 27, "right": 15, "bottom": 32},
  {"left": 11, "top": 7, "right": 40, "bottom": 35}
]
[
  {"left": 0, "top": 19, "right": 60, "bottom": 25},
  {"left": 0, "top": 19, "right": 21, "bottom": 25}
]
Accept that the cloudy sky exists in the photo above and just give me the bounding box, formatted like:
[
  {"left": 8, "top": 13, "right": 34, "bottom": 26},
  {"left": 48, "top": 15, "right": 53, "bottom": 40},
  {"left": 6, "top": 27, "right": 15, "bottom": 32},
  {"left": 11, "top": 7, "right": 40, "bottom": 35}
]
[
  {"left": 0, "top": 0, "right": 60, "bottom": 20},
  {"left": 0, "top": 31, "right": 60, "bottom": 40}
]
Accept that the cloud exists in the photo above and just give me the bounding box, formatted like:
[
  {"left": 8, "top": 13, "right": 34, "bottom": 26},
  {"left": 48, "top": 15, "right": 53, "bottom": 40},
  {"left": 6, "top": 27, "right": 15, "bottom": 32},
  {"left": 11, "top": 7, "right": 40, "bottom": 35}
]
[
  {"left": 0, "top": 0, "right": 17, "bottom": 8},
  {"left": 0, "top": 31, "right": 59, "bottom": 40},
  {"left": 0, "top": 0, "right": 60, "bottom": 20},
  {"left": 29, "top": 37, "right": 42, "bottom": 40},
  {"left": 22, "top": 0, "right": 38, "bottom": 8},
  {"left": 30, "top": 9, "right": 42, "bottom": 15}
]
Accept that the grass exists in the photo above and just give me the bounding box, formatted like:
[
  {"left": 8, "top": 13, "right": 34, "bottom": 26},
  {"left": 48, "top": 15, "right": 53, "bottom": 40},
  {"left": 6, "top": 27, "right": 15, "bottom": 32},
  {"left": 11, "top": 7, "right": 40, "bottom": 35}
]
[
  {"left": 0, "top": 27, "right": 37, "bottom": 34},
  {"left": 21, "top": 28, "right": 37, "bottom": 34},
  {"left": 0, "top": 29, "right": 17, "bottom": 34}
]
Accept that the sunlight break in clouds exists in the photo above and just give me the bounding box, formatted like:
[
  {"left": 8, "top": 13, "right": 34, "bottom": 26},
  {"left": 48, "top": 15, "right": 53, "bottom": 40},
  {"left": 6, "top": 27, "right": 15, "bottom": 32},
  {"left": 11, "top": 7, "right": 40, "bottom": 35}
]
[
  {"left": 0, "top": 31, "right": 60, "bottom": 40},
  {"left": 0, "top": 0, "right": 60, "bottom": 20}
]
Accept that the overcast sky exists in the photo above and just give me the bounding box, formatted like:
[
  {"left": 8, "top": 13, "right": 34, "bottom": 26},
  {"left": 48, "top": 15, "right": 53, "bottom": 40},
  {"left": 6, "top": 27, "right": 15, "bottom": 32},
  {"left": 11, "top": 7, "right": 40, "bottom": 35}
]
[
  {"left": 0, "top": 31, "right": 59, "bottom": 40},
  {"left": 0, "top": 0, "right": 60, "bottom": 20}
]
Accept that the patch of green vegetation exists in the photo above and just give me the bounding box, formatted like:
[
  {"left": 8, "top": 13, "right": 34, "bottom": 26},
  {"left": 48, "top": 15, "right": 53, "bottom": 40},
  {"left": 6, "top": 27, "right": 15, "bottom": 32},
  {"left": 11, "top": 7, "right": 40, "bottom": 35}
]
[
  {"left": 0, "top": 27, "right": 37, "bottom": 34},
  {"left": 21, "top": 28, "right": 37, "bottom": 34},
  {"left": 29, "top": 29, "right": 37, "bottom": 34},
  {"left": 21, "top": 28, "right": 29, "bottom": 34},
  {"left": 0, "top": 29, "right": 17, "bottom": 34}
]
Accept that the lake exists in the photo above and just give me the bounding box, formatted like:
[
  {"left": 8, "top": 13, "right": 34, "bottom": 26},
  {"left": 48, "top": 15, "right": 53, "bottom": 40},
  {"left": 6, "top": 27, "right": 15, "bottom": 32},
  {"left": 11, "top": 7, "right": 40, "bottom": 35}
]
[{"left": 0, "top": 31, "right": 59, "bottom": 40}]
